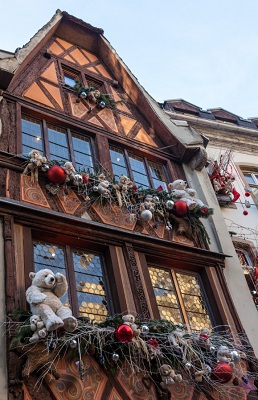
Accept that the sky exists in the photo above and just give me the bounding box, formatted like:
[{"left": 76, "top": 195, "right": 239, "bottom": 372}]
[{"left": 1, "top": 1, "right": 258, "bottom": 119}]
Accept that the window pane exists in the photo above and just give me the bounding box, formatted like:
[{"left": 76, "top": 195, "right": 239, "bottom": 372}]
[
  {"left": 22, "top": 116, "right": 44, "bottom": 156},
  {"left": 149, "top": 266, "right": 183, "bottom": 324},
  {"left": 64, "top": 74, "right": 76, "bottom": 87},
  {"left": 110, "top": 147, "right": 128, "bottom": 182},
  {"left": 149, "top": 161, "right": 167, "bottom": 191},
  {"left": 33, "top": 241, "right": 68, "bottom": 305},
  {"left": 47, "top": 124, "right": 69, "bottom": 162},
  {"left": 72, "top": 134, "right": 94, "bottom": 172},
  {"left": 149, "top": 266, "right": 212, "bottom": 330},
  {"left": 129, "top": 154, "right": 150, "bottom": 188},
  {"left": 244, "top": 173, "right": 256, "bottom": 185},
  {"left": 72, "top": 250, "right": 108, "bottom": 322},
  {"left": 176, "top": 273, "right": 212, "bottom": 330}
]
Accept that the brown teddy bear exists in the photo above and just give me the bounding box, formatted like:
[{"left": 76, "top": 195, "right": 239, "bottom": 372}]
[{"left": 159, "top": 364, "right": 182, "bottom": 392}]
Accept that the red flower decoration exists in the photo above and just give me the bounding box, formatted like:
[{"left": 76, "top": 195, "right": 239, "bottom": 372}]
[
  {"left": 148, "top": 339, "right": 159, "bottom": 349},
  {"left": 200, "top": 207, "right": 208, "bottom": 214},
  {"left": 132, "top": 184, "right": 137, "bottom": 194},
  {"left": 156, "top": 185, "right": 163, "bottom": 192}
]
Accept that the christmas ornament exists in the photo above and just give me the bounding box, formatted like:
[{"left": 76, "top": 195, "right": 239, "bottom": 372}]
[
  {"left": 141, "top": 325, "right": 149, "bottom": 335},
  {"left": 185, "top": 362, "right": 192, "bottom": 370},
  {"left": 211, "top": 362, "right": 233, "bottom": 384},
  {"left": 242, "top": 376, "right": 249, "bottom": 384},
  {"left": 47, "top": 166, "right": 66, "bottom": 184},
  {"left": 210, "top": 346, "right": 216, "bottom": 354},
  {"left": 93, "top": 185, "right": 99, "bottom": 192},
  {"left": 245, "top": 200, "right": 251, "bottom": 208},
  {"left": 173, "top": 200, "right": 188, "bottom": 217},
  {"left": 80, "top": 91, "right": 87, "bottom": 99},
  {"left": 98, "top": 101, "right": 106, "bottom": 109},
  {"left": 231, "top": 350, "right": 241, "bottom": 363},
  {"left": 112, "top": 353, "right": 119, "bottom": 362},
  {"left": 73, "top": 174, "right": 83, "bottom": 184},
  {"left": 115, "top": 324, "right": 134, "bottom": 343},
  {"left": 140, "top": 210, "right": 152, "bottom": 221},
  {"left": 69, "top": 339, "right": 77, "bottom": 349},
  {"left": 245, "top": 191, "right": 251, "bottom": 197},
  {"left": 232, "top": 188, "right": 240, "bottom": 202},
  {"left": 243, "top": 210, "right": 248, "bottom": 216},
  {"left": 166, "top": 200, "right": 174, "bottom": 210}
]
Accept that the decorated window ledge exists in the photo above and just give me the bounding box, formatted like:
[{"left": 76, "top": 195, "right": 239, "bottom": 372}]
[
  {"left": 73, "top": 80, "right": 125, "bottom": 109},
  {"left": 208, "top": 155, "right": 252, "bottom": 215},
  {"left": 9, "top": 268, "right": 258, "bottom": 398},
  {"left": 23, "top": 150, "right": 213, "bottom": 244},
  {"left": 10, "top": 310, "right": 258, "bottom": 398}
]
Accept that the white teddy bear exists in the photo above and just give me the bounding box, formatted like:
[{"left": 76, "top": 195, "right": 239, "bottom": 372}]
[
  {"left": 29, "top": 314, "right": 48, "bottom": 343},
  {"left": 26, "top": 269, "right": 78, "bottom": 333},
  {"left": 168, "top": 179, "right": 207, "bottom": 210}
]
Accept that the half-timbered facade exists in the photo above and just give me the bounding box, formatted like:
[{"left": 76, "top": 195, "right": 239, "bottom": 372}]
[{"left": 0, "top": 11, "right": 256, "bottom": 400}]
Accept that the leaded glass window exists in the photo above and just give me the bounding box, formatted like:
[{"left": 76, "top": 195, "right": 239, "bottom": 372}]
[
  {"left": 33, "top": 240, "right": 109, "bottom": 321},
  {"left": 149, "top": 266, "right": 212, "bottom": 330}
]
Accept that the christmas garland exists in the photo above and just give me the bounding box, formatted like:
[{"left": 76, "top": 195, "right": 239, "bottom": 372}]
[
  {"left": 9, "top": 311, "right": 258, "bottom": 397},
  {"left": 74, "top": 80, "right": 126, "bottom": 109},
  {"left": 23, "top": 152, "right": 213, "bottom": 244}
]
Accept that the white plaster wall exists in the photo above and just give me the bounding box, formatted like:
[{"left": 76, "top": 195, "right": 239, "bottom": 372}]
[
  {"left": 184, "top": 164, "right": 258, "bottom": 357},
  {"left": 0, "top": 219, "right": 7, "bottom": 399}
]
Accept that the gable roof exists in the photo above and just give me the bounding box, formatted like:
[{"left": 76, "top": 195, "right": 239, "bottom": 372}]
[{"left": 0, "top": 10, "right": 206, "bottom": 166}]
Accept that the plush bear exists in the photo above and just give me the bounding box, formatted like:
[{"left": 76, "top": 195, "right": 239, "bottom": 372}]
[
  {"left": 113, "top": 175, "right": 133, "bottom": 207},
  {"left": 26, "top": 269, "right": 78, "bottom": 333},
  {"left": 196, "top": 327, "right": 211, "bottom": 349},
  {"left": 29, "top": 314, "right": 48, "bottom": 343},
  {"left": 97, "top": 180, "right": 111, "bottom": 198},
  {"left": 23, "top": 149, "right": 47, "bottom": 184},
  {"left": 87, "top": 89, "right": 101, "bottom": 104},
  {"left": 159, "top": 364, "right": 182, "bottom": 391},
  {"left": 217, "top": 345, "right": 232, "bottom": 363},
  {"left": 168, "top": 179, "right": 196, "bottom": 210},
  {"left": 122, "top": 314, "right": 140, "bottom": 337},
  {"left": 63, "top": 161, "right": 76, "bottom": 182},
  {"left": 194, "top": 363, "right": 212, "bottom": 382}
]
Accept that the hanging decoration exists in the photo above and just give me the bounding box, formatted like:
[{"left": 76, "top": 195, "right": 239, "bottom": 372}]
[
  {"left": 23, "top": 152, "right": 214, "bottom": 244},
  {"left": 9, "top": 312, "right": 258, "bottom": 399},
  {"left": 208, "top": 155, "right": 240, "bottom": 203}
]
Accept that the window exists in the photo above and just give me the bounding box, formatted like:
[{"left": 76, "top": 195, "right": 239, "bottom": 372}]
[
  {"left": 33, "top": 240, "right": 109, "bottom": 321},
  {"left": 243, "top": 172, "right": 258, "bottom": 201},
  {"left": 63, "top": 68, "right": 79, "bottom": 87},
  {"left": 110, "top": 146, "right": 168, "bottom": 190},
  {"left": 22, "top": 115, "right": 94, "bottom": 172},
  {"left": 149, "top": 266, "right": 212, "bottom": 330}
]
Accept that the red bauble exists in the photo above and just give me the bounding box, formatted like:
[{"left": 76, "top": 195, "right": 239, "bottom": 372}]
[
  {"left": 243, "top": 210, "right": 248, "bottom": 216},
  {"left": 211, "top": 362, "right": 233, "bottom": 384},
  {"left": 173, "top": 200, "right": 188, "bottom": 217},
  {"left": 254, "top": 267, "right": 258, "bottom": 280},
  {"left": 115, "top": 324, "right": 134, "bottom": 343},
  {"left": 245, "top": 191, "right": 251, "bottom": 197},
  {"left": 47, "top": 166, "right": 66, "bottom": 184}
]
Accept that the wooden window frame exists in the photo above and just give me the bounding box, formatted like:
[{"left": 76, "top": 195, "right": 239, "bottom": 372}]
[
  {"left": 21, "top": 113, "right": 96, "bottom": 170},
  {"left": 109, "top": 145, "right": 170, "bottom": 190},
  {"left": 23, "top": 228, "right": 121, "bottom": 319},
  {"left": 148, "top": 264, "right": 214, "bottom": 330}
]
